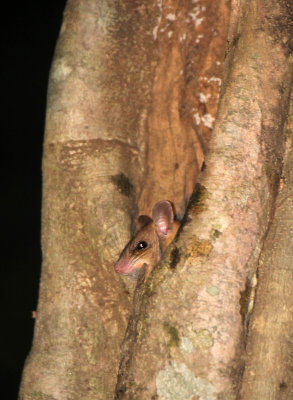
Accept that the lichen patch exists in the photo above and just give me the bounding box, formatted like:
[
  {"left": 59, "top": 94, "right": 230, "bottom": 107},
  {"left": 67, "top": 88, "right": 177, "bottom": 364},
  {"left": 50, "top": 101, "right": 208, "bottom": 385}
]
[{"left": 156, "top": 362, "right": 215, "bottom": 399}]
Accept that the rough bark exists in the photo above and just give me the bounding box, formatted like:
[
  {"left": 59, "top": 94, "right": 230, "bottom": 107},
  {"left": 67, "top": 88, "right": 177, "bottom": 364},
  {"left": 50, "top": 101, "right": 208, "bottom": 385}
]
[
  {"left": 19, "top": 1, "right": 158, "bottom": 398},
  {"left": 115, "top": 1, "right": 293, "bottom": 399},
  {"left": 240, "top": 96, "right": 293, "bottom": 399},
  {"left": 137, "top": 0, "right": 229, "bottom": 218},
  {"left": 19, "top": 0, "right": 228, "bottom": 399}
]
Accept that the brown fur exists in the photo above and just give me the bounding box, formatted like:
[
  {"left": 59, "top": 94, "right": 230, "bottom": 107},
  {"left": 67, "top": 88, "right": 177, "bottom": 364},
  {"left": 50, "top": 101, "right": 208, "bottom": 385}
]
[{"left": 114, "top": 201, "right": 180, "bottom": 280}]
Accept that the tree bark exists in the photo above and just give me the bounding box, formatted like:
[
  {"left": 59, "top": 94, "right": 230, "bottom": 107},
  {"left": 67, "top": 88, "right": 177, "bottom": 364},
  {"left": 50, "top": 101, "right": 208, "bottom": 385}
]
[
  {"left": 240, "top": 97, "right": 293, "bottom": 399},
  {"left": 137, "top": 0, "right": 229, "bottom": 218},
  {"left": 19, "top": 0, "right": 228, "bottom": 399},
  {"left": 19, "top": 1, "right": 159, "bottom": 398},
  {"left": 19, "top": 0, "right": 293, "bottom": 399},
  {"left": 115, "top": 1, "right": 293, "bottom": 399}
]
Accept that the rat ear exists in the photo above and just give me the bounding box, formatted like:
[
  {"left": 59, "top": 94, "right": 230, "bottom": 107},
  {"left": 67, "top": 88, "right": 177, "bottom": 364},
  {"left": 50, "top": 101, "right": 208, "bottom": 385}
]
[
  {"left": 136, "top": 215, "right": 153, "bottom": 233},
  {"left": 152, "top": 200, "right": 174, "bottom": 238}
]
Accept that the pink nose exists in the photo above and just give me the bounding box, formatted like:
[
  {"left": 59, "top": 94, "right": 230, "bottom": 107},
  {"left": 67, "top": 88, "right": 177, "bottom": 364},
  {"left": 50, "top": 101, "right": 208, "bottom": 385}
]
[
  {"left": 114, "top": 261, "right": 129, "bottom": 275},
  {"left": 114, "top": 264, "right": 122, "bottom": 273}
]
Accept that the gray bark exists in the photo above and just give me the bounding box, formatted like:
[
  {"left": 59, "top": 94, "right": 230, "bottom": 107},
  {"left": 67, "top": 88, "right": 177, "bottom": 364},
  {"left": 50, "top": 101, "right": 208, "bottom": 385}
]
[
  {"left": 115, "top": 0, "right": 293, "bottom": 398},
  {"left": 241, "top": 101, "right": 293, "bottom": 399}
]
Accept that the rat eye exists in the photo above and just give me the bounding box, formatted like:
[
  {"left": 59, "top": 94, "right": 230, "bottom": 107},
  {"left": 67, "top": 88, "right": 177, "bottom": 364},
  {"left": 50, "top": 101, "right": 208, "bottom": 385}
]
[{"left": 135, "top": 240, "right": 148, "bottom": 251}]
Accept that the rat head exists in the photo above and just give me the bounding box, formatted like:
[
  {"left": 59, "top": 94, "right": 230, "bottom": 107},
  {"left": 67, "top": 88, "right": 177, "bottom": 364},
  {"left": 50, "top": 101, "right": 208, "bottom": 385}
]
[{"left": 114, "top": 200, "right": 175, "bottom": 280}]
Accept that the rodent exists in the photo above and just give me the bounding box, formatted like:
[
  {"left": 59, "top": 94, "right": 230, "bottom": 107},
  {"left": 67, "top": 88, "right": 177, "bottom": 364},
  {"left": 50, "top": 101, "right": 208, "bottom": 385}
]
[{"left": 114, "top": 200, "right": 180, "bottom": 280}]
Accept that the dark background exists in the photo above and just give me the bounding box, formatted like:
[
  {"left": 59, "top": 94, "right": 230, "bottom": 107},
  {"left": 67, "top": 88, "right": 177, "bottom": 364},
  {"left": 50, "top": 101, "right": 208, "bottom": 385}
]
[{"left": 2, "top": 1, "right": 67, "bottom": 398}]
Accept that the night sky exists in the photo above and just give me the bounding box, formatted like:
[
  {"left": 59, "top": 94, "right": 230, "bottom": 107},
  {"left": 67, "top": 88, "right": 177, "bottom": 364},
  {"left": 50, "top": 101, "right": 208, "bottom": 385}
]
[{"left": 2, "top": 1, "right": 67, "bottom": 398}]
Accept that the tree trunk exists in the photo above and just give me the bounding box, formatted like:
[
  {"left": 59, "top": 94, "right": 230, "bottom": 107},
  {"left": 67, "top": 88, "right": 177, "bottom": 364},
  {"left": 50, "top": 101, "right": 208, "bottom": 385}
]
[
  {"left": 115, "top": 1, "right": 293, "bottom": 399},
  {"left": 19, "top": 0, "right": 158, "bottom": 398},
  {"left": 240, "top": 96, "right": 293, "bottom": 399},
  {"left": 19, "top": 0, "right": 293, "bottom": 399},
  {"left": 19, "top": 0, "right": 227, "bottom": 399}
]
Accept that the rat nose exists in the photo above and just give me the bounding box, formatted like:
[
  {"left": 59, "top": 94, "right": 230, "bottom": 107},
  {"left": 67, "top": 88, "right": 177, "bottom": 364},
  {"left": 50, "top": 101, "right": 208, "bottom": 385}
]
[
  {"left": 114, "top": 260, "right": 128, "bottom": 275},
  {"left": 114, "top": 263, "right": 121, "bottom": 273}
]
